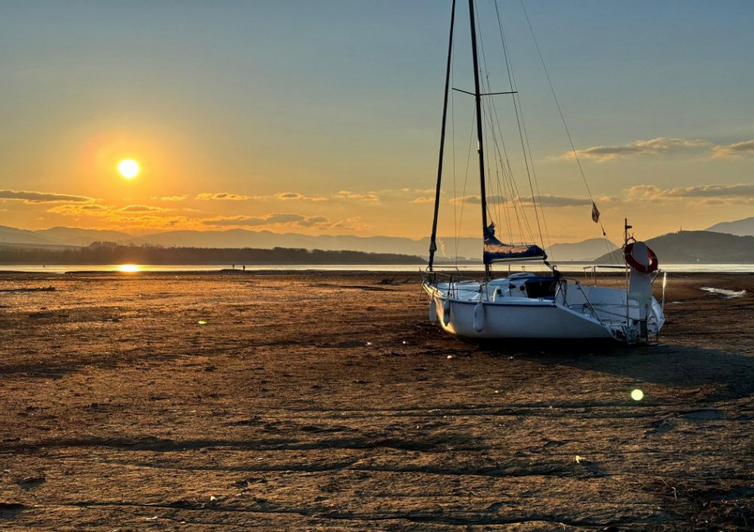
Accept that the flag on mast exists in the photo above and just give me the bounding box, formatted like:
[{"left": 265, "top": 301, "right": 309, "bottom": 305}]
[{"left": 591, "top": 202, "right": 600, "bottom": 223}]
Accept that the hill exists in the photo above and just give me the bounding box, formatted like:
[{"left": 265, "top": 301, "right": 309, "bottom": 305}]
[
  {"left": 706, "top": 217, "right": 754, "bottom": 237},
  {"left": 594, "top": 231, "right": 754, "bottom": 264},
  {"left": 548, "top": 238, "right": 618, "bottom": 262},
  {"left": 34, "top": 227, "right": 133, "bottom": 246},
  {"left": 0, "top": 225, "right": 59, "bottom": 246}
]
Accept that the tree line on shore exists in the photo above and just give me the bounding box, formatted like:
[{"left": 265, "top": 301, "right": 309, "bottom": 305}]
[{"left": 0, "top": 243, "right": 424, "bottom": 265}]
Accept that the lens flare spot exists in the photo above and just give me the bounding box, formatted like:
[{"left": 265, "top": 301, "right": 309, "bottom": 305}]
[
  {"left": 631, "top": 389, "right": 644, "bottom": 401},
  {"left": 118, "top": 264, "right": 140, "bottom": 273}
]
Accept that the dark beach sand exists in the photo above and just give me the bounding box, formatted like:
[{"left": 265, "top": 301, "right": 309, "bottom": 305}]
[{"left": 1, "top": 271, "right": 752, "bottom": 531}]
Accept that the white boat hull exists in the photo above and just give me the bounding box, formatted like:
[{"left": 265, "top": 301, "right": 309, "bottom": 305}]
[
  {"left": 430, "top": 295, "right": 613, "bottom": 339},
  {"left": 424, "top": 275, "right": 665, "bottom": 343}
]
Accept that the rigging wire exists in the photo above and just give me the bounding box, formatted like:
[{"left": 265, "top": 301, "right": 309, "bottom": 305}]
[
  {"left": 478, "top": 68, "right": 515, "bottom": 243},
  {"left": 489, "top": 0, "right": 545, "bottom": 251},
  {"left": 482, "top": 103, "right": 533, "bottom": 243},
  {"left": 493, "top": 0, "right": 553, "bottom": 255},
  {"left": 518, "top": 0, "right": 616, "bottom": 262},
  {"left": 455, "top": 108, "right": 477, "bottom": 262},
  {"left": 474, "top": 3, "right": 538, "bottom": 248}
]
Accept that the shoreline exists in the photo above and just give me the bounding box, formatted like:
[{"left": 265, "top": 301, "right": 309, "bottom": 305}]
[{"left": 1, "top": 268, "right": 752, "bottom": 277}]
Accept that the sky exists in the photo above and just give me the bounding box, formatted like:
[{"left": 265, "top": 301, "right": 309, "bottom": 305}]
[{"left": 1, "top": 0, "right": 752, "bottom": 244}]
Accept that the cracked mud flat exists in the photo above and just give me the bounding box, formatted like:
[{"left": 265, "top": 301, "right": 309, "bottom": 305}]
[{"left": 1, "top": 270, "right": 752, "bottom": 531}]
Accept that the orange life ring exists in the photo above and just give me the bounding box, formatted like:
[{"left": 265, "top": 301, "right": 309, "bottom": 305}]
[{"left": 624, "top": 242, "right": 659, "bottom": 273}]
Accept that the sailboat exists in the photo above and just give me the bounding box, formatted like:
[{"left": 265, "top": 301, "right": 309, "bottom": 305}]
[{"left": 422, "top": 0, "right": 666, "bottom": 344}]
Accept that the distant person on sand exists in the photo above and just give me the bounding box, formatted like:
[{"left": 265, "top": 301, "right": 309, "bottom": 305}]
[{"left": 242, "top": 265, "right": 246, "bottom": 271}]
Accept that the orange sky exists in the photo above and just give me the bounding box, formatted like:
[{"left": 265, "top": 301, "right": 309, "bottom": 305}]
[{"left": 1, "top": 1, "right": 752, "bottom": 244}]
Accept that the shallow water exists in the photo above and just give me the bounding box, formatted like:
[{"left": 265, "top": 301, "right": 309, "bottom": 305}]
[
  {"left": 2, "top": 262, "right": 754, "bottom": 274},
  {"left": 701, "top": 286, "right": 747, "bottom": 298}
]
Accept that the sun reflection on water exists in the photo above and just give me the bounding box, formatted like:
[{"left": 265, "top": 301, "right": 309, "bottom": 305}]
[{"left": 118, "top": 264, "right": 140, "bottom": 273}]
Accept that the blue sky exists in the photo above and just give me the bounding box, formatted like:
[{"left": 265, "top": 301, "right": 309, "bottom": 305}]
[{"left": 1, "top": 0, "right": 752, "bottom": 241}]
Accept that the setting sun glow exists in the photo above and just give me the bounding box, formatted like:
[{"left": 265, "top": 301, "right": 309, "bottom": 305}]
[
  {"left": 118, "top": 159, "right": 140, "bottom": 179},
  {"left": 118, "top": 264, "right": 140, "bottom": 273}
]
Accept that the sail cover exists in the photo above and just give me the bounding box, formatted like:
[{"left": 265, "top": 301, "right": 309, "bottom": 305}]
[{"left": 483, "top": 224, "right": 546, "bottom": 264}]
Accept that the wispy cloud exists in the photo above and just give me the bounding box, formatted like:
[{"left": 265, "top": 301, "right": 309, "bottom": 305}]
[
  {"left": 275, "top": 192, "right": 328, "bottom": 202},
  {"left": 626, "top": 183, "right": 754, "bottom": 205},
  {"left": 711, "top": 140, "right": 754, "bottom": 159},
  {"left": 335, "top": 190, "right": 380, "bottom": 203},
  {"left": 203, "top": 212, "right": 367, "bottom": 231},
  {"left": 565, "top": 137, "right": 711, "bottom": 162},
  {"left": 192, "top": 188, "right": 433, "bottom": 205},
  {"left": 566, "top": 136, "right": 754, "bottom": 162},
  {"left": 196, "top": 192, "right": 260, "bottom": 201},
  {"left": 517, "top": 195, "right": 594, "bottom": 207},
  {"left": 47, "top": 204, "right": 108, "bottom": 215},
  {"left": 205, "top": 213, "right": 332, "bottom": 228},
  {"left": 449, "top": 195, "right": 507, "bottom": 205},
  {"left": 46, "top": 202, "right": 201, "bottom": 230},
  {"left": 153, "top": 195, "right": 188, "bottom": 202},
  {"left": 447, "top": 194, "right": 599, "bottom": 210},
  {"left": 0, "top": 190, "right": 95, "bottom": 204},
  {"left": 117, "top": 205, "right": 166, "bottom": 213},
  {"left": 328, "top": 217, "right": 367, "bottom": 231}
]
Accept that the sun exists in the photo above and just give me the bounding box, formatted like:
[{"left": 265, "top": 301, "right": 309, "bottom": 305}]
[{"left": 118, "top": 159, "right": 140, "bottom": 179}]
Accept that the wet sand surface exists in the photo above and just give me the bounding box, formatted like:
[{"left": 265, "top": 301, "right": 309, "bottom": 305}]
[{"left": 1, "top": 271, "right": 752, "bottom": 531}]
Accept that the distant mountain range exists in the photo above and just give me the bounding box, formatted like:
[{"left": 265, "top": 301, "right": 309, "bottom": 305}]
[
  {"left": 594, "top": 231, "right": 754, "bottom": 264},
  {"left": 35, "top": 227, "right": 133, "bottom": 247},
  {"left": 0, "top": 225, "right": 618, "bottom": 262},
  {"left": 2, "top": 218, "right": 753, "bottom": 263},
  {"left": 705, "top": 217, "right": 754, "bottom": 237}
]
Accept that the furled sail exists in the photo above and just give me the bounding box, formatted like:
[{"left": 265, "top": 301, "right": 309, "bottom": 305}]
[{"left": 483, "top": 224, "right": 546, "bottom": 264}]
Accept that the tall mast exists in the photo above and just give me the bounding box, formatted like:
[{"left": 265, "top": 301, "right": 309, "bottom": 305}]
[
  {"left": 468, "top": 0, "right": 490, "bottom": 276},
  {"left": 428, "top": 0, "right": 456, "bottom": 271}
]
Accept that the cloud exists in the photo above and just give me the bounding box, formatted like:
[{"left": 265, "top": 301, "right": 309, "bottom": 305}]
[
  {"left": 194, "top": 188, "right": 430, "bottom": 206},
  {"left": 399, "top": 188, "right": 435, "bottom": 195},
  {"left": 203, "top": 213, "right": 369, "bottom": 232},
  {"left": 298, "top": 215, "right": 330, "bottom": 227},
  {"left": 449, "top": 195, "right": 480, "bottom": 205},
  {"left": 625, "top": 183, "right": 754, "bottom": 205},
  {"left": 327, "top": 217, "right": 368, "bottom": 231},
  {"left": 447, "top": 194, "right": 598, "bottom": 210},
  {"left": 196, "top": 192, "right": 259, "bottom": 201},
  {"left": 117, "top": 205, "right": 166, "bottom": 213},
  {"left": 565, "top": 137, "right": 711, "bottom": 162},
  {"left": 666, "top": 184, "right": 754, "bottom": 198},
  {"left": 449, "top": 195, "right": 506, "bottom": 205},
  {"left": 711, "top": 140, "right": 754, "bottom": 159},
  {"left": 412, "top": 196, "right": 435, "bottom": 204},
  {"left": 205, "top": 212, "right": 333, "bottom": 228},
  {"left": 153, "top": 195, "right": 188, "bottom": 202},
  {"left": 566, "top": 136, "right": 754, "bottom": 162},
  {"left": 275, "top": 192, "right": 328, "bottom": 202},
  {"left": 336, "top": 190, "right": 380, "bottom": 203},
  {"left": 47, "top": 204, "right": 108, "bottom": 215},
  {"left": 46, "top": 202, "right": 199, "bottom": 231},
  {"left": 112, "top": 214, "right": 196, "bottom": 230},
  {"left": 517, "top": 195, "right": 593, "bottom": 207},
  {"left": 50, "top": 203, "right": 170, "bottom": 218},
  {"left": 0, "top": 190, "right": 95, "bottom": 204}
]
